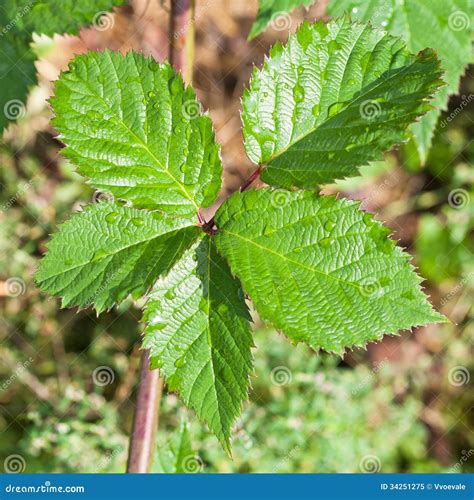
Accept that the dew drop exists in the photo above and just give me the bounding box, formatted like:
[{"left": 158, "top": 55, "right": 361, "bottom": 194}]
[
  {"left": 293, "top": 84, "right": 305, "bottom": 103},
  {"left": 147, "top": 91, "right": 156, "bottom": 99},
  {"left": 174, "top": 356, "right": 185, "bottom": 368},
  {"left": 131, "top": 217, "right": 144, "bottom": 227},
  {"left": 324, "top": 220, "right": 335, "bottom": 232},
  {"left": 328, "top": 39, "right": 341, "bottom": 55},
  {"left": 319, "top": 237, "right": 334, "bottom": 248},
  {"left": 217, "top": 303, "right": 228, "bottom": 315},
  {"left": 165, "top": 289, "right": 176, "bottom": 300},
  {"left": 91, "top": 249, "right": 108, "bottom": 262},
  {"left": 169, "top": 76, "right": 182, "bottom": 96},
  {"left": 153, "top": 321, "right": 167, "bottom": 330},
  {"left": 328, "top": 101, "right": 345, "bottom": 117},
  {"left": 105, "top": 212, "right": 118, "bottom": 223},
  {"left": 148, "top": 61, "right": 159, "bottom": 72},
  {"left": 379, "top": 277, "right": 390, "bottom": 287},
  {"left": 312, "top": 103, "right": 320, "bottom": 117}
]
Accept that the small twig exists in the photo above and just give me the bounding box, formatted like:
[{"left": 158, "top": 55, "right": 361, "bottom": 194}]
[
  {"left": 127, "top": 350, "right": 163, "bottom": 473},
  {"left": 240, "top": 164, "right": 264, "bottom": 192},
  {"left": 169, "top": 0, "right": 195, "bottom": 84},
  {"left": 127, "top": 0, "right": 196, "bottom": 474}
]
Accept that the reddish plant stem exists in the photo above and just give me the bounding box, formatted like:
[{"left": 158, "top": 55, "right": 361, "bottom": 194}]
[
  {"left": 127, "top": 352, "right": 163, "bottom": 472},
  {"left": 127, "top": 0, "right": 195, "bottom": 473},
  {"left": 240, "top": 164, "right": 264, "bottom": 192},
  {"left": 169, "top": 0, "right": 195, "bottom": 84},
  {"left": 203, "top": 164, "right": 264, "bottom": 233}
]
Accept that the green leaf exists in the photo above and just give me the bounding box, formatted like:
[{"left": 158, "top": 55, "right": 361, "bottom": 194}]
[
  {"left": 0, "top": 0, "right": 125, "bottom": 38},
  {"left": 156, "top": 419, "right": 201, "bottom": 473},
  {"left": 214, "top": 189, "right": 446, "bottom": 355},
  {"left": 143, "top": 237, "right": 253, "bottom": 452},
  {"left": 51, "top": 50, "right": 223, "bottom": 219},
  {"left": 248, "top": 0, "right": 315, "bottom": 40},
  {"left": 328, "top": 0, "right": 474, "bottom": 163},
  {"left": 0, "top": 34, "right": 36, "bottom": 131},
  {"left": 242, "top": 18, "right": 444, "bottom": 189},
  {"left": 36, "top": 202, "right": 199, "bottom": 312}
]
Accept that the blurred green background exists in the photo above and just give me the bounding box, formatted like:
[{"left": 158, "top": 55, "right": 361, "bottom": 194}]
[{"left": 0, "top": 0, "right": 473, "bottom": 473}]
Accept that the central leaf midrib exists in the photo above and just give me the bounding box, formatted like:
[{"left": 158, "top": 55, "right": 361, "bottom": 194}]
[
  {"left": 77, "top": 64, "right": 199, "bottom": 211},
  {"left": 222, "top": 228, "right": 368, "bottom": 293},
  {"left": 260, "top": 46, "right": 420, "bottom": 169},
  {"left": 43, "top": 224, "right": 192, "bottom": 280}
]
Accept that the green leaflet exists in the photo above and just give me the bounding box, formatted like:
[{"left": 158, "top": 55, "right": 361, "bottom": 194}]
[
  {"left": 0, "top": 0, "right": 125, "bottom": 38},
  {"left": 214, "top": 189, "right": 446, "bottom": 355},
  {"left": 0, "top": 0, "right": 123, "bottom": 133},
  {"left": 155, "top": 420, "right": 201, "bottom": 473},
  {"left": 51, "top": 50, "right": 223, "bottom": 219},
  {"left": 0, "top": 33, "right": 36, "bottom": 131},
  {"left": 36, "top": 202, "right": 200, "bottom": 312},
  {"left": 242, "top": 18, "right": 444, "bottom": 189},
  {"left": 328, "top": 0, "right": 474, "bottom": 163},
  {"left": 143, "top": 237, "right": 253, "bottom": 452},
  {"left": 248, "top": 0, "right": 315, "bottom": 40}
]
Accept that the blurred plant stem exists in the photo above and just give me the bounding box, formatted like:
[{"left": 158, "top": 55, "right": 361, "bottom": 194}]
[
  {"left": 127, "top": 0, "right": 195, "bottom": 473},
  {"left": 127, "top": 350, "right": 163, "bottom": 472},
  {"left": 169, "top": 0, "right": 195, "bottom": 84}
]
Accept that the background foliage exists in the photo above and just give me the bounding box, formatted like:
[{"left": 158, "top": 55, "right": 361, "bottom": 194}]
[{"left": 0, "top": 0, "right": 472, "bottom": 473}]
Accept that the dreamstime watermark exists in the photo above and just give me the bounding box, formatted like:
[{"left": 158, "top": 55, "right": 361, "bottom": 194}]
[
  {"left": 173, "top": 0, "right": 214, "bottom": 38},
  {"left": 92, "top": 366, "right": 115, "bottom": 386},
  {"left": 1, "top": 179, "right": 34, "bottom": 212},
  {"left": 1, "top": 357, "right": 34, "bottom": 392},
  {"left": 270, "top": 189, "right": 291, "bottom": 209},
  {"left": 181, "top": 454, "right": 204, "bottom": 473},
  {"left": 440, "top": 94, "right": 474, "bottom": 128},
  {"left": 359, "top": 99, "right": 382, "bottom": 121},
  {"left": 270, "top": 366, "right": 292, "bottom": 386},
  {"left": 1, "top": 3, "right": 32, "bottom": 37},
  {"left": 449, "top": 449, "right": 473, "bottom": 472},
  {"left": 3, "top": 454, "right": 26, "bottom": 473},
  {"left": 447, "top": 366, "right": 470, "bottom": 387},
  {"left": 3, "top": 277, "right": 26, "bottom": 297},
  {"left": 440, "top": 271, "right": 474, "bottom": 306},
  {"left": 182, "top": 99, "right": 201, "bottom": 120},
  {"left": 360, "top": 171, "right": 399, "bottom": 210},
  {"left": 448, "top": 188, "right": 470, "bottom": 210},
  {"left": 94, "top": 446, "right": 124, "bottom": 472},
  {"left": 352, "top": 358, "right": 389, "bottom": 395},
  {"left": 359, "top": 278, "right": 385, "bottom": 298},
  {"left": 92, "top": 11, "right": 115, "bottom": 31},
  {"left": 270, "top": 12, "right": 292, "bottom": 32},
  {"left": 3, "top": 99, "right": 26, "bottom": 120},
  {"left": 448, "top": 10, "right": 471, "bottom": 31},
  {"left": 359, "top": 454, "right": 381, "bottom": 473},
  {"left": 272, "top": 445, "right": 300, "bottom": 472},
  {"left": 90, "top": 269, "right": 121, "bottom": 304}
]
